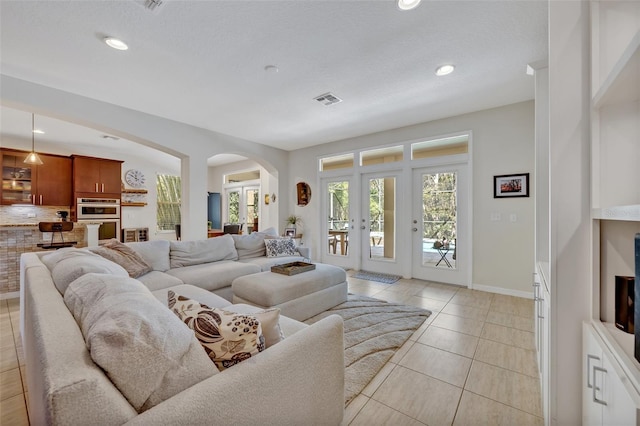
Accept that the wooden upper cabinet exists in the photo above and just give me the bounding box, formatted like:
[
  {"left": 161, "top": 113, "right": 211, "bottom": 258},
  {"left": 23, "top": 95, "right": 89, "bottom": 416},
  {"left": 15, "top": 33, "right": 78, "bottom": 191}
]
[
  {"left": 1, "top": 149, "right": 72, "bottom": 206},
  {"left": 72, "top": 155, "right": 123, "bottom": 196},
  {"left": 35, "top": 154, "right": 72, "bottom": 206}
]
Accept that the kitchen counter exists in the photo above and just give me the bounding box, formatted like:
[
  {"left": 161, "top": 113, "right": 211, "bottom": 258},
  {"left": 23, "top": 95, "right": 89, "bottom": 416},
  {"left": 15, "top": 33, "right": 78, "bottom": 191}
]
[{"left": 0, "top": 223, "right": 86, "bottom": 297}]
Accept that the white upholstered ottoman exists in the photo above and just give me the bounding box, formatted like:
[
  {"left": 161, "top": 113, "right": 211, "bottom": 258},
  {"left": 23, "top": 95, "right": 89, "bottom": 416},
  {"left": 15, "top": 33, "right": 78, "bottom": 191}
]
[{"left": 231, "top": 263, "right": 348, "bottom": 321}]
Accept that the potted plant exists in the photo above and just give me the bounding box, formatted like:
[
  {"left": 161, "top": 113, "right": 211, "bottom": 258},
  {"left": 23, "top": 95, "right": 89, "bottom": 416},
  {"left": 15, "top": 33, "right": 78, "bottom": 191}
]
[{"left": 285, "top": 215, "right": 301, "bottom": 236}]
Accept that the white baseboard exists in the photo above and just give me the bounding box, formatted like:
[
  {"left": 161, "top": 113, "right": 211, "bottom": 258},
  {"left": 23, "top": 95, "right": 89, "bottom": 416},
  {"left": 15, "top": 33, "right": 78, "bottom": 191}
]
[
  {"left": 0, "top": 291, "right": 19, "bottom": 300},
  {"left": 471, "top": 283, "right": 533, "bottom": 299}
]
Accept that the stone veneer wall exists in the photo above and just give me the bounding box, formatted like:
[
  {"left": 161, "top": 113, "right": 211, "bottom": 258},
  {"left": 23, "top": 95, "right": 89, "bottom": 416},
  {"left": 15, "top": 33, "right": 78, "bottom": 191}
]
[{"left": 0, "top": 205, "right": 86, "bottom": 296}]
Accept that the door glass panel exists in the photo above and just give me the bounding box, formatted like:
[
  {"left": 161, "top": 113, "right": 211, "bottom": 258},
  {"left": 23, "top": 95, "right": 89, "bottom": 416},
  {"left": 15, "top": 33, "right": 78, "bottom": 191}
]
[
  {"left": 369, "top": 177, "right": 395, "bottom": 260},
  {"left": 327, "top": 181, "right": 349, "bottom": 256},
  {"left": 227, "top": 190, "right": 240, "bottom": 223},
  {"left": 421, "top": 172, "right": 457, "bottom": 269},
  {"left": 245, "top": 188, "right": 259, "bottom": 232}
]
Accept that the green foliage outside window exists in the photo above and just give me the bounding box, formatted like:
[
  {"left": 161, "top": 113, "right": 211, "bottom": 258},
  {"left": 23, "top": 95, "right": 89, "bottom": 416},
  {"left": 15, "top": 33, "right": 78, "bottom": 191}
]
[
  {"left": 422, "top": 173, "right": 457, "bottom": 240},
  {"left": 228, "top": 191, "right": 240, "bottom": 223},
  {"left": 157, "top": 174, "right": 181, "bottom": 231},
  {"left": 328, "top": 181, "right": 349, "bottom": 230}
]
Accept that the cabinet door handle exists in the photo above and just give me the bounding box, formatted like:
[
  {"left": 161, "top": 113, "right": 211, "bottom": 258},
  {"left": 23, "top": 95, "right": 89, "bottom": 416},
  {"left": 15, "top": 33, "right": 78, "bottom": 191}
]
[
  {"left": 593, "top": 366, "right": 608, "bottom": 406},
  {"left": 95, "top": 183, "right": 99, "bottom": 192},
  {"left": 32, "top": 194, "right": 35, "bottom": 204},
  {"left": 587, "top": 354, "right": 600, "bottom": 388},
  {"left": 101, "top": 183, "right": 105, "bottom": 192},
  {"left": 39, "top": 195, "right": 43, "bottom": 205}
]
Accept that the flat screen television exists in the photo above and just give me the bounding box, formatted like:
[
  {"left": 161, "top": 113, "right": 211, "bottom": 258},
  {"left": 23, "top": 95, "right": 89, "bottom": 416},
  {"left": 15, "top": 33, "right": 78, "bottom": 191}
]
[{"left": 634, "top": 233, "right": 640, "bottom": 362}]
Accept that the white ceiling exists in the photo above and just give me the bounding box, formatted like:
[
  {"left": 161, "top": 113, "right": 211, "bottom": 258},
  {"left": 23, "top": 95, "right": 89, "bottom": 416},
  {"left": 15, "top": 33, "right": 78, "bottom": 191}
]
[{"left": 0, "top": 0, "right": 548, "bottom": 157}]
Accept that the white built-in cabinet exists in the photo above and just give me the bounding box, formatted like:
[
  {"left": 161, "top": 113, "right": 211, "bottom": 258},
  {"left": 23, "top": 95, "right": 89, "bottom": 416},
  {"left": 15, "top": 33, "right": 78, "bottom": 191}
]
[
  {"left": 583, "top": 0, "right": 640, "bottom": 424},
  {"left": 583, "top": 322, "right": 638, "bottom": 425}
]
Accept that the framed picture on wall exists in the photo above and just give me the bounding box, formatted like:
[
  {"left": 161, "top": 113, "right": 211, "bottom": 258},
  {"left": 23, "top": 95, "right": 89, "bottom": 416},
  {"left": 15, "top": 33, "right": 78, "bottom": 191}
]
[{"left": 494, "top": 173, "right": 530, "bottom": 198}]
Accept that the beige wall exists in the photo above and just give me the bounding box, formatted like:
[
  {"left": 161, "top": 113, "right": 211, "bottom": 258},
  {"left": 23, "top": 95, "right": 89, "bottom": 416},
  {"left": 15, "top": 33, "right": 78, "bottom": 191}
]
[{"left": 289, "top": 101, "right": 535, "bottom": 296}]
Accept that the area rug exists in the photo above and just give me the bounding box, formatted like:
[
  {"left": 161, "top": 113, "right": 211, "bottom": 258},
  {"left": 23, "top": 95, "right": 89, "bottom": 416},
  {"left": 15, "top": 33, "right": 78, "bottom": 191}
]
[
  {"left": 304, "top": 294, "right": 431, "bottom": 405},
  {"left": 352, "top": 270, "right": 402, "bottom": 284}
]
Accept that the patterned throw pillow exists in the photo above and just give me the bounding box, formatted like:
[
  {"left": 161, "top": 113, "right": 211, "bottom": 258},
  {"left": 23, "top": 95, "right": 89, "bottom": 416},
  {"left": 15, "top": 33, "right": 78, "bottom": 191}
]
[
  {"left": 168, "top": 291, "right": 265, "bottom": 370},
  {"left": 264, "top": 238, "right": 297, "bottom": 258}
]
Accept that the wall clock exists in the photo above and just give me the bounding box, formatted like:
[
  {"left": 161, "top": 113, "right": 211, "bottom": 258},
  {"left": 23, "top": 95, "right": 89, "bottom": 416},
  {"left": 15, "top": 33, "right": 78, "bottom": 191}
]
[{"left": 125, "top": 169, "right": 146, "bottom": 188}]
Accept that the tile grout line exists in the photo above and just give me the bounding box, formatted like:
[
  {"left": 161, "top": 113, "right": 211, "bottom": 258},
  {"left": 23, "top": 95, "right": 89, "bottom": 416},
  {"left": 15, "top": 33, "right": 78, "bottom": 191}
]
[{"left": 7, "top": 307, "right": 30, "bottom": 425}]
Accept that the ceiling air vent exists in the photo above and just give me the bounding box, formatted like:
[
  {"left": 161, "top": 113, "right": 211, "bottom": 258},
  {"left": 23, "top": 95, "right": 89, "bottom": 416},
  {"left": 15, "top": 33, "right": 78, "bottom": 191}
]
[
  {"left": 133, "top": 0, "right": 164, "bottom": 13},
  {"left": 144, "top": 0, "right": 163, "bottom": 10},
  {"left": 314, "top": 92, "right": 342, "bottom": 106}
]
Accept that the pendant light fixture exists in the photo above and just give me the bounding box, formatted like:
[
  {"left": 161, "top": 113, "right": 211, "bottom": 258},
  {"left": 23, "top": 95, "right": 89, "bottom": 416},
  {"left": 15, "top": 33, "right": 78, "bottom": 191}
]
[{"left": 24, "top": 114, "right": 44, "bottom": 165}]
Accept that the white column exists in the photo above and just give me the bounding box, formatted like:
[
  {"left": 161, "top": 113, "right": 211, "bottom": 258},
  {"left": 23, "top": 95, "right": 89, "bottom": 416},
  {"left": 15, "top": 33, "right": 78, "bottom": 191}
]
[
  {"left": 180, "top": 156, "right": 209, "bottom": 241},
  {"left": 84, "top": 223, "right": 101, "bottom": 247}
]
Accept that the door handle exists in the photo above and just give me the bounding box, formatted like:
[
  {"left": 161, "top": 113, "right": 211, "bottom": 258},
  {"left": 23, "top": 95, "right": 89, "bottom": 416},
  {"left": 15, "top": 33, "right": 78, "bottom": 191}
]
[
  {"left": 593, "top": 366, "right": 608, "bottom": 406},
  {"left": 360, "top": 225, "right": 366, "bottom": 230},
  {"left": 587, "top": 354, "right": 600, "bottom": 388},
  {"left": 412, "top": 228, "right": 418, "bottom": 232}
]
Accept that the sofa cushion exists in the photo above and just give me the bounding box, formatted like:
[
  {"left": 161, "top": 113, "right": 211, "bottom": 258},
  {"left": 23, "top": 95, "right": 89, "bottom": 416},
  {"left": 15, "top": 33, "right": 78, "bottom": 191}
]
[
  {"left": 91, "top": 239, "right": 152, "bottom": 278},
  {"left": 168, "top": 291, "right": 264, "bottom": 370},
  {"left": 64, "top": 273, "right": 217, "bottom": 413},
  {"left": 265, "top": 238, "right": 298, "bottom": 257},
  {"left": 170, "top": 234, "right": 238, "bottom": 268},
  {"left": 41, "top": 246, "right": 83, "bottom": 270},
  {"left": 126, "top": 240, "right": 171, "bottom": 272},
  {"left": 136, "top": 271, "right": 185, "bottom": 291},
  {"left": 166, "top": 260, "right": 260, "bottom": 291},
  {"left": 43, "top": 248, "right": 129, "bottom": 295},
  {"left": 232, "top": 232, "right": 268, "bottom": 259},
  {"left": 230, "top": 227, "right": 280, "bottom": 259}
]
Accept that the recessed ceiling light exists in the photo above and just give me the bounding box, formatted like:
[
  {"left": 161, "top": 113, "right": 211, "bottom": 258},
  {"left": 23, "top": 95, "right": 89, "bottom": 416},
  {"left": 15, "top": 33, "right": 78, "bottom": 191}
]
[
  {"left": 398, "top": 0, "right": 421, "bottom": 11},
  {"left": 435, "top": 64, "right": 455, "bottom": 76},
  {"left": 32, "top": 129, "right": 45, "bottom": 134},
  {"left": 104, "top": 37, "right": 128, "bottom": 51}
]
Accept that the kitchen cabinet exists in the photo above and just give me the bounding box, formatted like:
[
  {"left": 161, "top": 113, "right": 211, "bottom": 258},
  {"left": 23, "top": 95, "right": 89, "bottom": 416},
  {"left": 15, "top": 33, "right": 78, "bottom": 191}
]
[
  {"left": 1, "top": 149, "right": 72, "bottom": 206},
  {"left": 72, "top": 155, "right": 123, "bottom": 197}
]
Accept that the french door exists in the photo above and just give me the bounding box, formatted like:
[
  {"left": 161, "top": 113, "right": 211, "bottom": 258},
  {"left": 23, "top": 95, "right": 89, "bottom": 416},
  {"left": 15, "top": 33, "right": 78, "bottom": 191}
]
[
  {"left": 360, "top": 171, "right": 403, "bottom": 276},
  {"left": 224, "top": 185, "right": 259, "bottom": 232},
  {"left": 411, "top": 165, "right": 469, "bottom": 285}
]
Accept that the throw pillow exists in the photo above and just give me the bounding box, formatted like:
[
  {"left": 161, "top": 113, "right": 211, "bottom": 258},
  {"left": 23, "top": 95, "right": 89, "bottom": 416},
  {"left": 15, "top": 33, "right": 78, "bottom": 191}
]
[
  {"left": 91, "top": 239, "right": 153, "bottom": 278},
  {"left": 264, "top": 238, "right": 297, "bottom": 258},
  {"left": 47, "top": 249, "right": 129, "bottom": 295},
  {"left": 64, "top": 274, "right": 217, "bottom": 412},
  {"left": 168, "top": 291, "right": 265, "bottom": 370},
  {"left": 235, "top": 307, "right": 284, "bottom": 348}
]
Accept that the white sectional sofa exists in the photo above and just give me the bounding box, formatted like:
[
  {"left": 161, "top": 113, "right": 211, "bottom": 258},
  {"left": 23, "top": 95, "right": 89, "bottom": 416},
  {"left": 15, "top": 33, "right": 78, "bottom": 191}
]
[
  {"left": 18, "top": 231, "right": 344, "bottom": 425},
  {"left": 131, "top": 230, "right": 310, "bottom": 301}
]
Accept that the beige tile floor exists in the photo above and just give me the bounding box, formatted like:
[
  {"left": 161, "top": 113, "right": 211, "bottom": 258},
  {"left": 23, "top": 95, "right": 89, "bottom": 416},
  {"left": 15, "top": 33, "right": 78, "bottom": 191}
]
[
  {"left": 344, "top": 272, "right": 543, "bottom": 426},
  {"left": 0, "top": 274, "right": 541, "bottom": 426}
]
